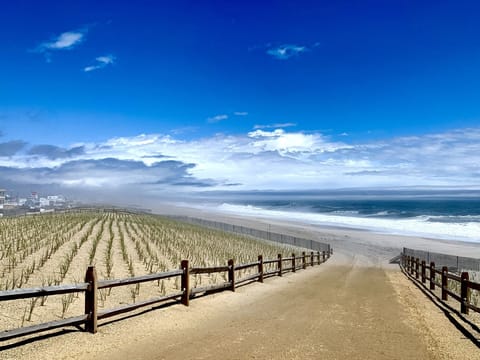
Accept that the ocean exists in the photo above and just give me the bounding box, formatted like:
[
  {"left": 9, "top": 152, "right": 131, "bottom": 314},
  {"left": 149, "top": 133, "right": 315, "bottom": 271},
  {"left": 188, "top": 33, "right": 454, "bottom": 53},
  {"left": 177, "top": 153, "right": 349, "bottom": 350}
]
[{"left": 192, "top": 191, "right": 480, "bottom": 243}]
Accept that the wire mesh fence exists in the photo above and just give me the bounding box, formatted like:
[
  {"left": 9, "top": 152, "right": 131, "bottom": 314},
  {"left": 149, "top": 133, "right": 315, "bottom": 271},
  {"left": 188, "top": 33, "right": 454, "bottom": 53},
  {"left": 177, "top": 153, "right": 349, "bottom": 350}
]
[
  {"left": 169, "top": 216, "right": 331, "bottom": 253},
  {"left": 403, "top": 247, "right": 480, "bottom": 273}
]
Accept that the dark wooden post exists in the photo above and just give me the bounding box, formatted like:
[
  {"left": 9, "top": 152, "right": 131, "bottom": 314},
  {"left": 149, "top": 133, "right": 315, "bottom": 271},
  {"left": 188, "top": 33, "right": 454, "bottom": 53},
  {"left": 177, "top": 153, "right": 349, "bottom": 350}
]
[
  {"left": 317, "top": 251, "right": 321, "bottom": 265},
  {"left": 421, "top": 260, "right": 426, "bottom": 284},
  {"left": 441, "top": 266, "right": 448, "bottom": 301},
  {"left": 277, "top": 254, "right": 283, "bottom": 276},
  {"left": 461, "top": 272, "right": 470, "bottom": 315},
  {"left": 310, "top": 251, "right": 314, "bottom": 267},
  {"left": 181, "top": 260, "right": 190, "bottom": 306},
  {"left": 415, "top": 258, "right": 419, "bottom": 279},
  {"left": 302, "top": 252, "right": 306, "bottom": 269},
  {"left": 407, "top": 256, "right": 411, "bottom": 273},
  {"left": 292, "top": 253, "right": 296, "bottom": 273},
  {"left": 228, "top": 259, "right": 235, "bottom": 291},
  {"left": 430, "top": 262, "right": 435, "bottom": 290},
  {"left": 258, "top": 255, "right": 264, "bottom": 283},
  {"left": 322, "top": 251, "right": 326, "bottom": 263},
  {"left": 85, "top": 266, "right": 98, "bottom": 334}
]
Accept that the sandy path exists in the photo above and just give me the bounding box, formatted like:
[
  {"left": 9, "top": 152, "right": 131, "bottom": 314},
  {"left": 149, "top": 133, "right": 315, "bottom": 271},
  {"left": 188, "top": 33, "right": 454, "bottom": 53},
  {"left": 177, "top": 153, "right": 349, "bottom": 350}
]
[
  {"left": 1, "top": 255, "right": 478, "bottom": 359},
  {"left": 95, "top": 262, "right": 431, "bottom": 359}
]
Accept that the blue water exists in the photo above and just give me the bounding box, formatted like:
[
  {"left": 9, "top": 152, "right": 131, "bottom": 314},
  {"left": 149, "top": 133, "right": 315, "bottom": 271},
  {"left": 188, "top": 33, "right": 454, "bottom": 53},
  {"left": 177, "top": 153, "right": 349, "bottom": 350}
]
[
  {"left": 194, "top": 191, "right": 480, "bottom": 242},
  {"left": 235, "top": 198, "right": 480, "bottom": 223}
]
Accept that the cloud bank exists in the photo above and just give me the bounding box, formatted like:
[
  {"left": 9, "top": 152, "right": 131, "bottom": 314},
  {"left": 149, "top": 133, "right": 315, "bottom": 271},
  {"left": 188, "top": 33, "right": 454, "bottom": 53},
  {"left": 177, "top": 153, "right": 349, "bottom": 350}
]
[{"left": 0, "top": 128, "right": 479, "bottom": 200}]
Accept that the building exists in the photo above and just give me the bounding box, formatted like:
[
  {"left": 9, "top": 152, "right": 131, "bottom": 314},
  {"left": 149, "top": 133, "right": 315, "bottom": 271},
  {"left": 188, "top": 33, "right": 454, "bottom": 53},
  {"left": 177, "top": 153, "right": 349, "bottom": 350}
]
[{"left": 0, "top": 189, "right": 5, "bottom": 210}]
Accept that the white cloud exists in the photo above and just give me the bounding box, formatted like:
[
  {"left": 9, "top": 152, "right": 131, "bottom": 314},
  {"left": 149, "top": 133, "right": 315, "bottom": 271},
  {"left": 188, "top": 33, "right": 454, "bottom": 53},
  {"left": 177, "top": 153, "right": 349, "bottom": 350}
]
[
  {"left": 40, "top": 31, "right": 85, "bottom": 50},
  {"left": 247, "top": 129, "right": 349, "bottom": 157},
  {"left": 84, "top": 54, "right": 115, "bottom": 72},
  {"left": 267, "top": 44, "right": 307, "bottom": 60},
  {"left": 47, "top": 32, "right": 83, "bottom": 49},
  {"left": 34, "top": 28, "right": 87, "bottom": 61},
  {"left": 207, "top": 114, "right": 228, "bottom": 123},
  {"left": 234, "top": 112, "right": 248, "bottom": 116},
  {"left": 2, "top": 128, "right": 480, "bottom": 193},
  {"left": 254, "top": 123, "right": 296, "bottom": 130},
  {"left": 248, "top": 129, "right": 287, "bottom": 138}
]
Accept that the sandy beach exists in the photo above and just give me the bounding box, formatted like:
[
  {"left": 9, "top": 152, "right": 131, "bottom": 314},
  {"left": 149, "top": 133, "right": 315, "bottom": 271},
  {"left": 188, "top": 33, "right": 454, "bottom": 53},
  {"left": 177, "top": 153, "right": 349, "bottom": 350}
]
[
  {"left": 1, "top": 206, "right": 479, "bottom": 359},
  {"left": 154, "top": 203, "right": 480, "bottom": 266}
]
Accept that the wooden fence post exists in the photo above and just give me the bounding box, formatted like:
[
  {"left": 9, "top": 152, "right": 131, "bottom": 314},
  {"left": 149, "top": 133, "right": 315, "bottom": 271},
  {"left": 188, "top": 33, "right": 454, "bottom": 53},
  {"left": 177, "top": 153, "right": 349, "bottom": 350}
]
[
  {"left": 317, "top": 251, "right": 321, "bottom": 265},
  {"left": 258, "top": 255, "right": 264, "bottom": 283},
  {"left": 310, "top": 251, "right": 314, "bottom": 267},
  {"left": 407, "top": 256, "right": 411, "bottom": 273},
  {"left": 461, "top": 272, "right": 470, "bottom": 315},
  {"left": 415, "top": 258, "right": 419, "bottom": 279},
  {"left": 292, "top": 253, "right": 296, "bottom": 273},
  {"left": 228, "top": 259, "right": 235, "bottom": 291},
  {"left": 277, "top": 254, "right": 283, "bottom": 276},
  {"left": 181, "top": 260, "right": 190, "bottom": 306},
  {"left": 322, "top": 251, "right": 326, "bottom": 263},
  {"left": 421, "top": 260, "right": 426, "bottom": 284},
  {"left": 302, "top": 252, "right": 306, "bottom": 269},
  {"left": 85, "top": 266, "right": 98, "bottom": 334},
  {"left": 430, "top": 262, "right": 435, "bottom": 290},
  {"left": 441, "top": 266, "right": 448, "bottom": 301}
]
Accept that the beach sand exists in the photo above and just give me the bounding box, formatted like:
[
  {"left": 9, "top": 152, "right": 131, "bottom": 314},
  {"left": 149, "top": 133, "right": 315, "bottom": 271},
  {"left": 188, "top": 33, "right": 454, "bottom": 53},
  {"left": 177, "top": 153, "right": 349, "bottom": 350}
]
[
  {"left": 153, "top": 203, "right": 480, "bottom": 266},
  {"left": 1, "top": 205, "right": 479, "bottom": 359}
]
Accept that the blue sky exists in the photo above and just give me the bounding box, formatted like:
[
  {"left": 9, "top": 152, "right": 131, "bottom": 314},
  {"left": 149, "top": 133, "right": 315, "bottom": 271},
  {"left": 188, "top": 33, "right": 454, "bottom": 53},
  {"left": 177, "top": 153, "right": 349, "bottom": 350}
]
[{"left": 1, "top": 1, "right": 480, "bottom": 199}]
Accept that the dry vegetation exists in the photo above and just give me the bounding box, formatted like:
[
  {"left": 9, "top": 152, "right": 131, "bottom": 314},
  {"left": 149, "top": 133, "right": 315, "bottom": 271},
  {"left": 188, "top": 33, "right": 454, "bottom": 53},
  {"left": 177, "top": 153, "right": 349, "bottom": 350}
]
[{"left": 0, "top": 210, "right": 308, "bottom": 332}]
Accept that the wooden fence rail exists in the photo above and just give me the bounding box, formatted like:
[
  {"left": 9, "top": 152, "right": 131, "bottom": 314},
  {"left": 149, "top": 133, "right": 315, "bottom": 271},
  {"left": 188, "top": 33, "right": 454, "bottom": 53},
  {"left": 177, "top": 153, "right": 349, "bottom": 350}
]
[
  {"left": 0, "top": 250, "right": 331, "bottom": 342},
  {"left": 401, "top": 254, "right": 480, "bottom": 315}
]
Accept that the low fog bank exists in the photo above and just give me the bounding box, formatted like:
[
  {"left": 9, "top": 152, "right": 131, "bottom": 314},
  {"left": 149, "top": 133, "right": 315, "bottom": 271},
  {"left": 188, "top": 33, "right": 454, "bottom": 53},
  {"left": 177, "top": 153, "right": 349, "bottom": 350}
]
[{"left": 5, "top": 184, "right": 480, "bottom": 208}]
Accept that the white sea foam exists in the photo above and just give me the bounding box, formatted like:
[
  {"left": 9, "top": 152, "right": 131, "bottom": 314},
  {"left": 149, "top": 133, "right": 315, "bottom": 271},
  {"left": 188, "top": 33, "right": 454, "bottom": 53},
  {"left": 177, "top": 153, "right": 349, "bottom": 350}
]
[{"left": 213, "top": 203, "right": 480, "bottom": 243}]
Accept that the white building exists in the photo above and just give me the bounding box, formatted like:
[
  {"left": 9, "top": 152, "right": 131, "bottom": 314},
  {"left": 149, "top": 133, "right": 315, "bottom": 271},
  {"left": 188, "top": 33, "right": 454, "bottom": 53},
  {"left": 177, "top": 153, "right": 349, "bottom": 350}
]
[
  {"left": 47, "top": 195, "right": 66, "bottom": 207},
  {"left": 0, "top": 189, "right": 5, "bottom": 210},
  {"left": 39, "top": 197, "right": 50, "bottom": 207}
]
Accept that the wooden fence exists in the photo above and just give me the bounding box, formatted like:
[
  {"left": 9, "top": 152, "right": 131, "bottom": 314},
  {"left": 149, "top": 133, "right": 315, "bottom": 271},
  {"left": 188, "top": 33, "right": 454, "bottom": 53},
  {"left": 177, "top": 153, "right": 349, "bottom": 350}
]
[
  {"left": 400, "top": 254, "right": 480, "bottom": 316},
  {"left": 0, "top": 250, "right": 332, "bottom": 342}
]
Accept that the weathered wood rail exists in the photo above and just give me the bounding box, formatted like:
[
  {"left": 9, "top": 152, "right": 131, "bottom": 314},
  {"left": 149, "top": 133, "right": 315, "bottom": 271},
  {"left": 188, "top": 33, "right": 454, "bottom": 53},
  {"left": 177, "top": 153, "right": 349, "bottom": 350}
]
[
  {"left": 0, "top": 249, "right": 332, "bottom": 342},
  {"left": 400, "top": 254, "right": 480, "bottom": 315}
]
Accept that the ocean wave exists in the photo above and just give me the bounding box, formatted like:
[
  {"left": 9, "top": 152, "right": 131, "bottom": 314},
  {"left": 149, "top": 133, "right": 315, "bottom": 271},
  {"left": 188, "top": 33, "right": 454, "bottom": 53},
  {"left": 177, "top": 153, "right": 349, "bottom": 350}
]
[
  {"left": 214, "top": 203, "right": 480, "bottom": 243},
  {"left": 330, "top": 210, "right": 360, "bottom": 215},
  {"left": 425, "top": 215, "right": 480, "bottom": 223}
]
